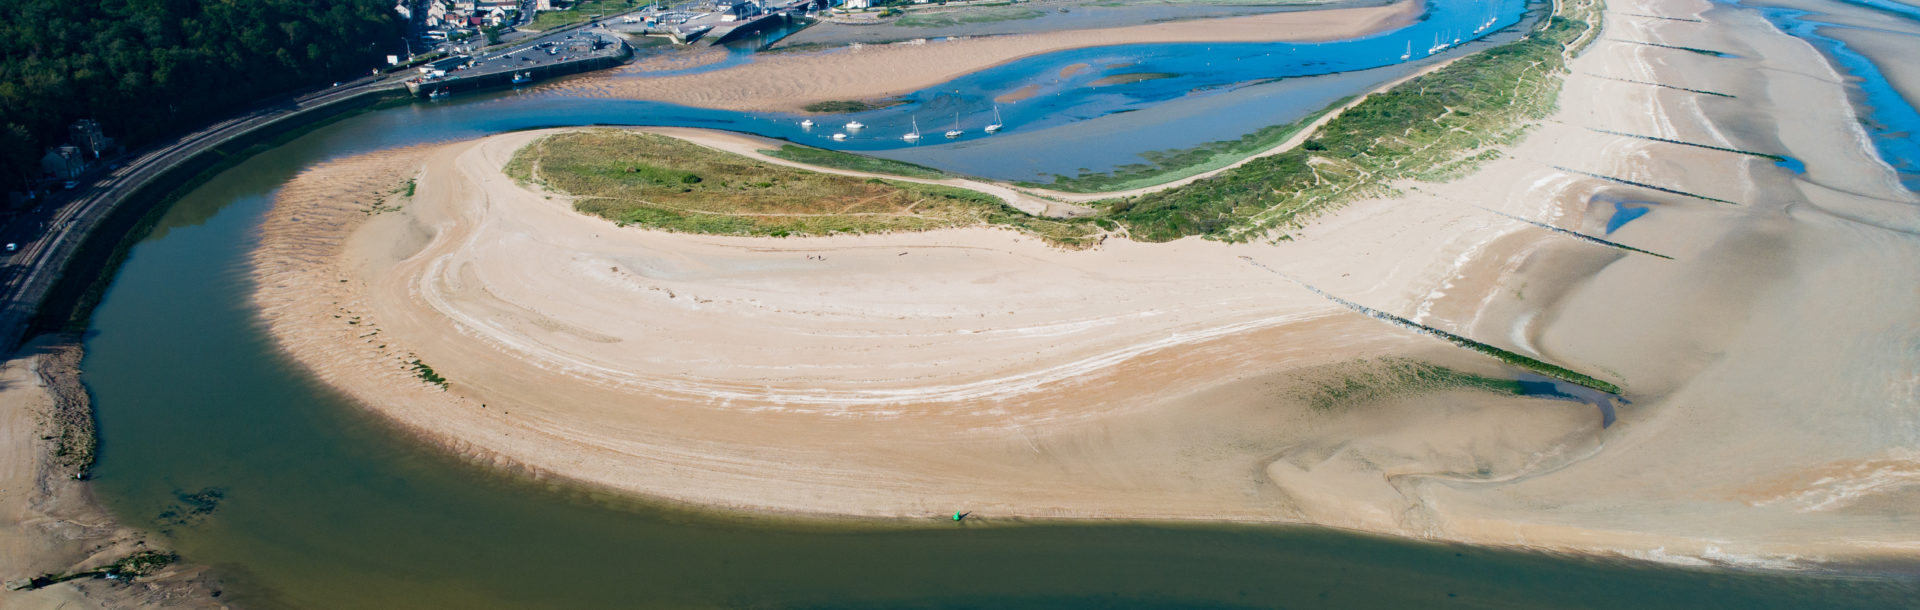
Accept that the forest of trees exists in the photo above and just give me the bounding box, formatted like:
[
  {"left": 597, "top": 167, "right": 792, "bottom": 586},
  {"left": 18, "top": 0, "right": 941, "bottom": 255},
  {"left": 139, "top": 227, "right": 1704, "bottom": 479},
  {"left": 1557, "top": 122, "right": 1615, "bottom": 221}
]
[{"left": 0, "top": 0, "right": 404, "bottom": 193}]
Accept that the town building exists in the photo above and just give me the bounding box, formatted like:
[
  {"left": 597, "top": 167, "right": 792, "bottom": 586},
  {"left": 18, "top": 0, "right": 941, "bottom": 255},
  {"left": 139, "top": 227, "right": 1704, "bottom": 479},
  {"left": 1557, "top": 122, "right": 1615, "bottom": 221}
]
[
  {"left": 68, "top": 120, "right": 113, "bottom": 159},
  {"left": 40, "top": 146, "right": 87, "bottom": 181}
]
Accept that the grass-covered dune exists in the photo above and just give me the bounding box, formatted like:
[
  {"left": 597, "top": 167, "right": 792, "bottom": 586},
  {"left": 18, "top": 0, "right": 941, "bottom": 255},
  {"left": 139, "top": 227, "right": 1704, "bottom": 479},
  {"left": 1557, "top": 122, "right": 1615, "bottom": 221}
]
[
  {"left": 760, "top": 144, "right": 951, "bottom": 180},
  {"left": 505, "top": 130, "right": 1055, "bottom": 238},
  {"left": 1104, "top": 0, "right": 1603, "bottom": 242}
]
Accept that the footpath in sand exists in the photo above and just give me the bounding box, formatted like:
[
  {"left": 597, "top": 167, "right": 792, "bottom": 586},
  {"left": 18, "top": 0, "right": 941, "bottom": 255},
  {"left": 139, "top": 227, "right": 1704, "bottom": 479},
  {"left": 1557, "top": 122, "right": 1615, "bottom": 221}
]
[
  {"left": 252, "top": 0, "right": 1920, "bottom": 568},
  {"left": 553, "top": 0, "right": 1421, "bottom": 112}
]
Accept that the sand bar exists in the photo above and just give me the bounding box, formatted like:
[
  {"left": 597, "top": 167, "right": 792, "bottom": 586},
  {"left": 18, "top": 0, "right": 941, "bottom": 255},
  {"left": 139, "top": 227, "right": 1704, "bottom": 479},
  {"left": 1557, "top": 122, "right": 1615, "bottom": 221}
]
[
  {"left": 553, "top": 0, "right": 1421, "bottom": 112},
  {"left": 251, "top": 0, "right": 1920, "bottom": 567}
]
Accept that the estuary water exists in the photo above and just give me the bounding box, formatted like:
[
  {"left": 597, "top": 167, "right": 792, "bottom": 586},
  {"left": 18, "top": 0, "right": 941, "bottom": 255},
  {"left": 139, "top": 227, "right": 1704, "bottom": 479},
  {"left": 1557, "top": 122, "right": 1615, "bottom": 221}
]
[{"left": 72, "top": 0, "right": 1920, "bottom": 606}]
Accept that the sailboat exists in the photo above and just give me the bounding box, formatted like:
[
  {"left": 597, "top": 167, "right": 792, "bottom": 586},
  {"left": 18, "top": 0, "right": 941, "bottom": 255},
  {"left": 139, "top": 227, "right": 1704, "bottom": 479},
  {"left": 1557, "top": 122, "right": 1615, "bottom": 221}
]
[
  {"left": 984, "top": 106, "right": 1003, "bottom": 133},
  {"left": 902, "top": 117, "right": 922, "bottom": 142},
  {"left": 1400, "top": 40, "right": 1411, "bottom": 60},
  {"left": 944, "top": 112, "right": 963, "bottom": 139}
]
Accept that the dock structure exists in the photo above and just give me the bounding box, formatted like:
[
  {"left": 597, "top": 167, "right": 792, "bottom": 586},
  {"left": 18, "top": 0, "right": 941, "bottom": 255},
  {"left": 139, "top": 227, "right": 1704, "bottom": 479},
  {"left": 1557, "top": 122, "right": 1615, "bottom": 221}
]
[
  {"left": 697, "top": 0, "right": 826, "bottom": 46},
  {"left": 405, "top": 32, "right": 633, "bottom": 98}
]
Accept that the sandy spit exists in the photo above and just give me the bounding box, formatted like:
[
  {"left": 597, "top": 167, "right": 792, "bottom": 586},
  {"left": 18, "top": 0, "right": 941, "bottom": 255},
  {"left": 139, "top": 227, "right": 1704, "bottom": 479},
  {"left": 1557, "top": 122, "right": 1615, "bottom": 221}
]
[
  {"left": 248, "top": 0, "right": 1920, "bottom": 567},
  {"left": 0, "top": 338, "right": 222, "bottom": 608}
]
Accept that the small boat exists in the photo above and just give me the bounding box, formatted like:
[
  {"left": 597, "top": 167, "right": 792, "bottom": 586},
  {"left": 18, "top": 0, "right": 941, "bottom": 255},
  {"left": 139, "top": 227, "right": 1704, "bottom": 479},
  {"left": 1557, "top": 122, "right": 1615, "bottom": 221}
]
[
  {"left": 429, "top": 88, "right": 450, "bottom": 99},
  {"left": 984, "top": 106, "right": 1003, "bottom": 133},
  {"left": 944, "top": 112, "right": 963, "bottom": 139},
  {"left": 800, "top": 119, "right": 814, "bottom": 128},
  {"left": 1401, "top": 41, "right": 1411, "bottom": 60},
  {"left": 832, "top": 133, "right": 848, "bottom": 141},
  {"left": 512, "top": 71, "right": 532, "bottom": 85},
  {"left": 902, "top": 117, "right": 922, "bottom": 142},
  {"left": 845, "top": 121, "right": 865, "bottom": 130}
]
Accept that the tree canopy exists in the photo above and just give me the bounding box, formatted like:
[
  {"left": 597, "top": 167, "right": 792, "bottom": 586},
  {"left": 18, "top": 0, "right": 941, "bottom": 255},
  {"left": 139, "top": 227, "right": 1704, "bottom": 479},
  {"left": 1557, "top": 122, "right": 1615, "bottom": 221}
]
[{"left": 0, "top": 0, "right": 402, "bottom": 190}]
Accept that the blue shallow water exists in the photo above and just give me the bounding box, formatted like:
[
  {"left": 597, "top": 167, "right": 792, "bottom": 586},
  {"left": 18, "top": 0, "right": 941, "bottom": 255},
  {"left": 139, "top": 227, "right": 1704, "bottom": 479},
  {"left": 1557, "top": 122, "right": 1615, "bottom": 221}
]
[
  {"left": 1732, "top": 0, "right": 1920, "bottom": 191},
  {"left": 788, "top": 0, "right": 1533, "bottom": 150},
  {"left": 466, "top": 0, "right": 1543, "bottom": 180},
  {"left": 1774, "top": 155, "right": 1806, "bottom": 174},
  {"left": 1607, "top": 201, "right": 1653, "bottom": 234}
]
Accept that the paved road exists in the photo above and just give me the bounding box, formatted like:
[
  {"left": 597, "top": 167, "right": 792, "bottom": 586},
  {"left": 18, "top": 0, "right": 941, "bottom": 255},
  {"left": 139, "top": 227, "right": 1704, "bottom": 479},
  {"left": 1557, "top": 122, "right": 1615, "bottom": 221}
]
[{"left": 0, "top": 75, "right": 408, "bottom": 351}]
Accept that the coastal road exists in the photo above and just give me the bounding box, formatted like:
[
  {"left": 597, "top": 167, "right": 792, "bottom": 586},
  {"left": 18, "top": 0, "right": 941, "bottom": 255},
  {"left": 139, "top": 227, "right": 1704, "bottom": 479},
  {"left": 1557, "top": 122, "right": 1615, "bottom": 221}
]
[{"left": 0, "top": 76, "right": 409, "bottom": 351}]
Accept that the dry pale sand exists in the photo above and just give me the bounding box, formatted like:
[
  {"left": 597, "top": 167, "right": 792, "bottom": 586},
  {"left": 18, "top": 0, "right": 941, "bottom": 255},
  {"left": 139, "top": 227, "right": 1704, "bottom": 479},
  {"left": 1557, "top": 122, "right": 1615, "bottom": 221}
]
[
  {"left": 0, "top": 338, "right": 220, "bottom": 608},
  {"left": 549, "top": 0, "right": 1421, "bottom": 112},
  {"left": 251, "top": 0, "right": 1920, "bottom": 567}
]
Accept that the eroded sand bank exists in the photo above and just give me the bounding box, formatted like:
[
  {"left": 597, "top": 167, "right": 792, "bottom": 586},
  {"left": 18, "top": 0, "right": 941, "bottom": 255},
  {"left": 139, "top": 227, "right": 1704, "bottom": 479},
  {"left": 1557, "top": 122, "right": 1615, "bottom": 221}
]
[
  {"left": 253, "top": 0, "right": 1920, "bottom": 566},
  {"left": 552, "top": 0, "right": 1422, "bottom": 112}
]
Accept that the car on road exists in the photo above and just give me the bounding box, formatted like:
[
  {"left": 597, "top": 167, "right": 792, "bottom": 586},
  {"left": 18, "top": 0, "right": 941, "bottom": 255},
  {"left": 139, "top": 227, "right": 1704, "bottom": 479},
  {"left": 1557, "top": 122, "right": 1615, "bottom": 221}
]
[
  {"left": 63, "top": 181, "right": 77, "bottom": 190},
  {"left": 6, "top": 243, "right": 17, "bottom": 253}
]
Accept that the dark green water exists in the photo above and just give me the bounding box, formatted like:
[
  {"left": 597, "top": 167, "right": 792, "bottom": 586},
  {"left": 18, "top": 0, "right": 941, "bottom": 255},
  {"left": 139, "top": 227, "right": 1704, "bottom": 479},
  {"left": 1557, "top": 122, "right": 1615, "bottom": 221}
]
[{"left": 73, "top": 42, "right": 1919, "bottom": 610}]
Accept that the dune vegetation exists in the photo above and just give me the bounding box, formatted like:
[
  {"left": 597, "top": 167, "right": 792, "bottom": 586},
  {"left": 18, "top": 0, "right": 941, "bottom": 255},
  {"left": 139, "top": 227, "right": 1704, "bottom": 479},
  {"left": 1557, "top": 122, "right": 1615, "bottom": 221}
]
[
  {"left": 761, "top": 144, "right": 951, "bottom": 180},
  {"left": 1102, "top": 0, "right": 1603, "bottom": 242},
  {"left": 507, "top": 130, "right": 1088, "bottom": 239}
]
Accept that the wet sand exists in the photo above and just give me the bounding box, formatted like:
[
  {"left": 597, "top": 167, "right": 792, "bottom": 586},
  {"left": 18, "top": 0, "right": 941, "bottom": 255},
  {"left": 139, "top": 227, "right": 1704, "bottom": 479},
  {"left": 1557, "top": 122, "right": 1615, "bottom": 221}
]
[
  {"left": 252, "top": 0, "right": 1920, "bottom": 567},
  {"left": 0, "top": 338, "right": 219, "bottom": 607},
  {"left": 552, "top": 0, "right": 1422, "bottom": 112},
  {"left": 776, "top": 0, "right": 1386, "bottom": 49}
]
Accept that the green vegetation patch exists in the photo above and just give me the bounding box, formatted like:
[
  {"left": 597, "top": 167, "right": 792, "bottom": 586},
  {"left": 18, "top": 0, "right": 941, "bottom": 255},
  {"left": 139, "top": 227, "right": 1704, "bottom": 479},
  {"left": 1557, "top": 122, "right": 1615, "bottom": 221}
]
[
  {"left": 0, "top": 0, "right": 402, "bottom": 193},
  {"left": 1295, "top": 358, "right": 1523, "bottom": 412},
  {"left": 410, "top": 359, "right": 449, "bottom": 389},
  {"left": 801, "top": 99, "right": 907, "bottom": 113},
  {"left": 508, "top": 130, "right": 1099, "bottom": 243},
  {"left": 528, "top": 0, "right": 637, "bottom": 31},
  {"left": 761, "top": 144, "right": 950, "bottom": 179},
  {"left": 1097, "top": 0, "right": 1605, "bottom": 242},
  {"left": 1089, "top": 72, "right": 1176, "bottom": 87},
  {"left": 1030, "top": 103, "right": 1342, "bottom": 193}
]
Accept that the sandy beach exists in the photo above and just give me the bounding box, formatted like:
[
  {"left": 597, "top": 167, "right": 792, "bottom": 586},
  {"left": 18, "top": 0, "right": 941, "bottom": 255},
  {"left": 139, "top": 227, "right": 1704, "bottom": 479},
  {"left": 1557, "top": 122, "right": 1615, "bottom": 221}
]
[
  {"left": 549, "top": 0, "right": 1421, "bottom": 112},
  {"left": 0, "top": 338, "right": 220, "bottom": 607},
  {"left": 249, "top": 0, "right": 1920, "bottom": 568}
]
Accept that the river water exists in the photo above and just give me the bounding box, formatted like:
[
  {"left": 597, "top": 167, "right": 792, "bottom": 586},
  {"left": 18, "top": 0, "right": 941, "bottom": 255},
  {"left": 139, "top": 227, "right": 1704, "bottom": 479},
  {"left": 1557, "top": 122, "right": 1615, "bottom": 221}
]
[{"left": 74, "top": 0, "right": 1920, "bottom": 606}]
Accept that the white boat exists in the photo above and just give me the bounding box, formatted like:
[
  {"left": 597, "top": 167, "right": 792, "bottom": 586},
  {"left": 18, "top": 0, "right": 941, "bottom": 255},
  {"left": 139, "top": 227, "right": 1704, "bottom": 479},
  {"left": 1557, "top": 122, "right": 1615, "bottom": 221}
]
[
  {"left": 902, "top": 117, "right": 922, "bottom": 142},
  {"left": 429, "top": 88, "right": 450, "bottom": 99},
  {"left": 800, "top": 119, "right": 814, "bottom": 128},
  {"left": 845, "top": 121, "right": 865, "bottom": 130},
  {"left": 944, "top": 112, "right": 962, "bottom": 139},
  {"left": 1400, "top": 41, "right": 1411, "bottom": 60},
  {"left": 832, "top": 133, "right": 847, "bottom": 141},
  {"left": 512, "top": 71, "right": 532, "bottom": 84},
  {"left": 984, "top": 106, "right": 1003, "bottom": 133}
]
